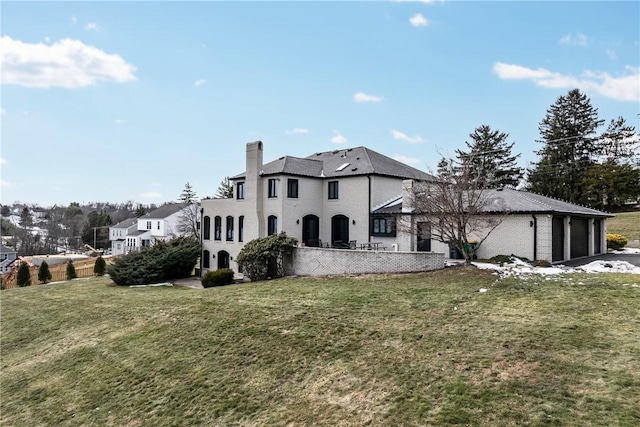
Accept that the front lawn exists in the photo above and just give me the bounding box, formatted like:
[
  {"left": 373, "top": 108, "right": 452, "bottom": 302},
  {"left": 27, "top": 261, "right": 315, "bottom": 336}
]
[{"left": 1, "top": 268, "right": 639, "bottom": 426}]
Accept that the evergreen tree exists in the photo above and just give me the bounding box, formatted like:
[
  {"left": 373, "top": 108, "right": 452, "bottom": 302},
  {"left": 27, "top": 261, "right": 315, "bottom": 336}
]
[
  {"left": 528, "top": 89, "right": 604, "bottom": 205},
  {"left": 455, "top": 125, "right": 523, "bottom": 188},
  {"left": 134, "top": 205, "right": 147, "bottom": 217},
  {"left": 38, "top": 260, "right": 52, "bottom": 284},
  {"left": 179, "top": 182, "right": 198, "bottom": 204},
  {"left": 66, "top": 260, "right": 77, "bottom": 280},
  {"left": 215, "top": 177, "right": 234, "bottom": 199},
  {"left": 81, "top": 211, "right": 113, "bottom": 248},
  {"left": 19, "top": 207, "right": 33, "bottom": 227},
  {"left": 17, "top": 261, "right": 31, "bottom": 287},
  {"left": 94, "top": 256, "right": 106, "bottom": 276}
]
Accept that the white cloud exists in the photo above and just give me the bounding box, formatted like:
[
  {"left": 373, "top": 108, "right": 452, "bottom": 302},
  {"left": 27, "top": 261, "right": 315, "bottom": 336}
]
[
  {"left": 393, "top": 155, "right": 421, "bottom": 165},
  {"left": 559, "top": 33, "right": 588, "bottom": 47},
  {"left": 391, "top": 129, "right": 424, "bottom": 144},
  {"left": 193, "top": 79, "right": 207, "bottom": 87},
  {"left": 493, "top": 62, "right": 640, "bottom": 102},
  {"left": 140, "top": 192, "right": 162, "bottom": 199},
  {"left": 1, "top": 36, "right": 137, "bottom": 88},
  {"left": 353, "top": 92, "right": 383, "bottom": 103},
  {"left": 0, "top": 157, "right": 7, "bottom": 165},
  {"left": 84, "top": 22, "right": 99, "bottom": 31},
  {"left": 606, "top": 49, "right": 617, "bottom": 60},
  {"left": 330, "top": 131, "right": 348, "bottom": 144},
  {"left": 0, "top": 108, "right": 5, "bottom": 115},
  {"left": 285, "top": 128, "right": 309, "bottom": 134},
  {"left": 44, "top": 36, "right": 51, "bottom": 43},
  {"left": 409, "top": 13, "right": 429, "bottom": 27},
  {"left": 394, "top": 0, "right": 437, "bottom": 4},
  {"left": 71, "top": 16, "right": 77, "bottom": 24},
  {"left": 114, "top": 119, "right": 125, "bottom": 125},
  {"left": 0, "top": 179, "right": 9, "bottom": 188}
]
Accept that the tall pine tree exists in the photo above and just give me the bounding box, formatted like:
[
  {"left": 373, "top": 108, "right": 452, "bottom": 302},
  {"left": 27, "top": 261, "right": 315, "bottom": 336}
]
[
  {"left": 177, "top": 182, "right": 200, "bottom": 240},
  {"left": 455, "top": 125, "right": 523, "bottom": 188},
  {"left": 528, "top": 89, "right": 604, "bottom": 205}
]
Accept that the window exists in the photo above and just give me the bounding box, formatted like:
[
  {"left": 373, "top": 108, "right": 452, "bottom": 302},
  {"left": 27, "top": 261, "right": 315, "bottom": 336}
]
[
  {"left": 371, "top": 216, "right": 396, "bottom": 237},
  {"left": 237, "top": 182, "right": 245, "bottom": 200},
  {"left": 268, "top": 215, "right": 278, "bottom": 235},
  {"left": 214, "top": 216, "right": 222, "bottom": 240},
  {"left": 226, "top": 216, "right": 234, "bottom": 241},
  {"left": 146, "top": 221, "right": 152, "bottom": 230},
  {"left": 268, "top": 178, "right": 278, "bottom": 198},
  {"left": 239, "top": 216, "right": 244, "bottom": 242},
  {"left": 328, "top": 181, "right": 339, "bottom": 200},
  {"left": 203, "top": 216, "right": 211, "bottom": 240},
  {"left": 202, "top": 250, "right": 210, "bottom": 268},
  {"left": 157, "top": 221, "right": 161, "bottom": 230},
  {"left": 287, "top": 179, "right": 299, "bottom": 198}
]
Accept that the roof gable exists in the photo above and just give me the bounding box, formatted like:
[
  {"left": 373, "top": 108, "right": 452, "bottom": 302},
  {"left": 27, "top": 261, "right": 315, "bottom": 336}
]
[{"left": 143, "top": 203, "right": 187, "bottom": 219}]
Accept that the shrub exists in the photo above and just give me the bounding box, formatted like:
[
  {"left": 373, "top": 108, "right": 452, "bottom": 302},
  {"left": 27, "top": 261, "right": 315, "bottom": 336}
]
[
  {"left": 17, "top": 261, "right": 31, "bottom": 287},
  {"left": 607, "top": 233, "right": 627, "bottom": 251},
  {"left": 532, "top": 259, "right": 552, "bottom": 267},
  {"left": 66, "top": 260, "right": 77, "bottom": 280},
  {"left": 107, "top": 237, "right": 201, "bottom": 286},
  {"left": 201, "top": 269, "right": 235, "bottom": 288},
  {"left": 236, "top": 232, "right": 297, "bottom": 282},
  {"left": 94, "top": 256, "right": 106, "bottom": 276},
  {"left": 488, "top": 255, "right": 512, "bottom": 264},
  {"left": 38, "top": 260, "right": 52, "bottom": 284}
]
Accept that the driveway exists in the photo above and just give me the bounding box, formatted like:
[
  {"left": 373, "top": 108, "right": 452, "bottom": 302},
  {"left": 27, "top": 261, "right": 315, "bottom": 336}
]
[{"left": 558, "top": 253, "right": 640, "bottom": 268}]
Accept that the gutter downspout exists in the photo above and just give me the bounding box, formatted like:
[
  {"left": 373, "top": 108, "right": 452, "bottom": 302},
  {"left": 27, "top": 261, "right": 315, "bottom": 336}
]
[
  {"left": 368, "top": 175, "right": 372, "bottom": 243},
  {"left": 531, "top": 214, "right": 537, "bottom": 261},
  {"left": 199, "top": 207, "right": 204, "bottom": 277}
]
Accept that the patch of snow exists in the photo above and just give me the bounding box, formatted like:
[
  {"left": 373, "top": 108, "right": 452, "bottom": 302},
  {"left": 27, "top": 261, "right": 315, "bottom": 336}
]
[
  {"left": 612, "top": 248, "right": 640, "bottom": 254},
  {"left": 130, "top": 282, "right": 173, "bottom": 288},
  {"left": 479, "top": 288, "right": 488, "bottom": 293},
  {"left": 472, "top": 256, "right": 640, "bottom": 278}
]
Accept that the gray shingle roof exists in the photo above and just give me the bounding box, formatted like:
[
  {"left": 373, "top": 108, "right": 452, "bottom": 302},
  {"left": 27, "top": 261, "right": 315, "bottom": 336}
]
[
  {"left": 143, "top": 203, "right": 187, "bottom": 219},
  {"left": 372, "top": 188, "right": 613, "bottom": 217},
  {"left": 111, "top": 218, "right": 138, "bottom": 229},
  {"left": 232, "top": 146, "right": 435, "bottom": 181}
]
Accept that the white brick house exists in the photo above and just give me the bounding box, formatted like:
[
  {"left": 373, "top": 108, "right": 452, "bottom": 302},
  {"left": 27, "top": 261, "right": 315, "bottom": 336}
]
[{"left": 200, "top": 141, "right": 436, "bottom": 273}]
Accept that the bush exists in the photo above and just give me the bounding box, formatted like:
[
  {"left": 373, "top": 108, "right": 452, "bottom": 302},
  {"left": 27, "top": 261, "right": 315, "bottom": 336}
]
[
  {"left": 201, "top": 269, "right": 235, "bottom": 288},
  {"left": 607, "top": 233, "right": 628, "bottom": 251},
  {"left": 17, "top": 261, "right": 31, "bottom": 287},
  {"left": 66, "top": 260, "right": 77, "bottom": 280},
  {"left": 38, "top": 260, "right": 52, "bottom": 284},
  {"left": 107, "top": 237, "right": 201, "bottom": 286},
  {"left": 532, "top": 259, "right": 552, "bottom": 267},
  {"left": 236, "top": 232, "right": 297, "bottom": 282},
  {"left": 94, "top": 256, "right": 106, "bottom": 276}
]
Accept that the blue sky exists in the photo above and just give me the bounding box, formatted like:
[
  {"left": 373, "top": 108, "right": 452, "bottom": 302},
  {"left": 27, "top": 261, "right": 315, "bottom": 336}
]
[{"left": 2, "top": 0, "right": 639, "bottom": 207}]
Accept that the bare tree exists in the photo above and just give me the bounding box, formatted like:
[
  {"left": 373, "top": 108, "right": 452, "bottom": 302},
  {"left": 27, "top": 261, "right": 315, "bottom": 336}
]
[
  {"left": 398, "top": 158, "right": 508, "bottom": 264},
  {"left": 176, "top": 182, "right": 201, "bottom": 241}
]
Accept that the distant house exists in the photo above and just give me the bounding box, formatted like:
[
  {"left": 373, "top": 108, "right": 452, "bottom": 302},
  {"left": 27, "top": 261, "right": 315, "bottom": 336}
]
[
  {"left": 378, "top": 184, "right": 612, "bottom": 263},
  {"left": 1, "top": 245, "right": 18, "bottom": 274},
  {"left": 108, "top": 204, "right": 196, "bottom": 254}
]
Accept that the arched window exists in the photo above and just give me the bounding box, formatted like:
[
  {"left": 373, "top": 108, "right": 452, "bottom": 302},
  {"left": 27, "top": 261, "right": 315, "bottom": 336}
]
[
  {"left": 238, "top": 216, "right": 244, "bottom": 242},
  {"left": 203, "top": 216, "right": 211, "bottom": 240},
  {"left": 226, "top": 216, "right": 234, "bottom": 241},
  {"left": 202, "top": 249, "right": 210, "bottom": 268},
  {"left": 267, "top": 215, "right": 278, "bottom": 235},
  {"left": 214, "top": 216, "right": 222, "bottom": 240}
]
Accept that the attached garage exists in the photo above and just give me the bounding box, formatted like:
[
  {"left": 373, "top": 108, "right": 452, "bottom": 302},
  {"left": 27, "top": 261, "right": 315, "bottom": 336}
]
[{"left": 570, "top": 217, "right": 589, "bottom": 259}]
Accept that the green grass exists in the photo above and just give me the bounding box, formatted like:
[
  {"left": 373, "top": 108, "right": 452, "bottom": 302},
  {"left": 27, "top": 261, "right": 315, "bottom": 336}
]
[
  {"left": 608, "top": 211, "right": 640, "bottom": 247},
  {"left": 2, "top": 269, "right": 640, "bottom": 426}
]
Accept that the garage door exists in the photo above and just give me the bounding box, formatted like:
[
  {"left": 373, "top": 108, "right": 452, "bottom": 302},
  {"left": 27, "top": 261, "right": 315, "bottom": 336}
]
[{"left": 570, "top": 217, "right": 589, "bottom": 258}]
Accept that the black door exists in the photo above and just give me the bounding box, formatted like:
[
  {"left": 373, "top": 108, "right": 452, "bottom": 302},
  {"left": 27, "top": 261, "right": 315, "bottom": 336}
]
[
  {"left": 417, "top": 222, "right": 431, "bottom": 251},
  {"left": 594, "top": 219, "right": 602, "bottom": 254},
  {"left": 331, "top": 215, "right": 349, "bottom": 247},
  {"left": 552, "top": 216, "right": 564, "bottom": 262},
  {"left": 302, "top": 215, "right": 320, "bottom": 247},
  {"left": 570, "top": 217, "right": 589, "bottom": 258},
  {"left": 217, "top": 250, "right": 230, "bottom": 269}
]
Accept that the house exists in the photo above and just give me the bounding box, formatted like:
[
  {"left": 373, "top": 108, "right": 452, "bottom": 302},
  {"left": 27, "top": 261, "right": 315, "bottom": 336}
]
[
  {"left": 108, "top": 203, "right": 196, "bottom": 254},
  {"left": 108, "top": 218, "right": 138, "bottom": 255},
  {"left": 376, "top": 183, "right": 612, "bottom": 262},
  {"left": 200, "top": 141, "right": 436, "bottom": 273},
  {"left": 1, "top": 245, "right": 18, "bottom": 274}
]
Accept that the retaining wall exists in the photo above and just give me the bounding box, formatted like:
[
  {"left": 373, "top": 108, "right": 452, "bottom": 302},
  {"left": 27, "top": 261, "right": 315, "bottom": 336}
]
[{"left": 285, "top": 247, "right": 445, "bottom": 277}]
